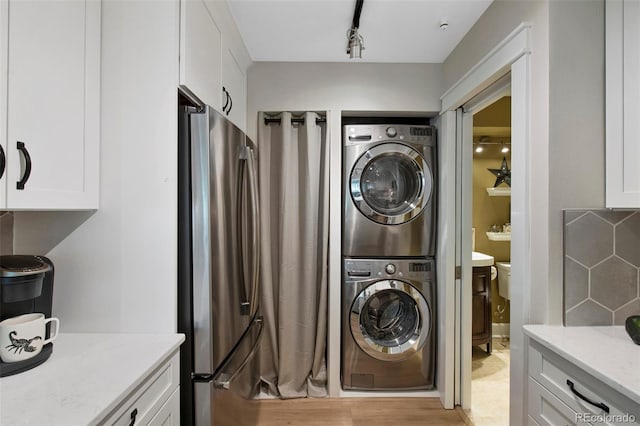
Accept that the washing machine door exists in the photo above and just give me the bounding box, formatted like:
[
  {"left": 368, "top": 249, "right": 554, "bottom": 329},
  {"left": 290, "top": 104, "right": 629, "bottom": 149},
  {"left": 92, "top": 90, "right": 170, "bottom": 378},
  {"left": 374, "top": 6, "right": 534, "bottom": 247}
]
[
  {"left": 350, "top": 280, "right": 431, "bottom": 362},
  {"left": 350, "top": 143, "right": 433, "bottom": 225}
]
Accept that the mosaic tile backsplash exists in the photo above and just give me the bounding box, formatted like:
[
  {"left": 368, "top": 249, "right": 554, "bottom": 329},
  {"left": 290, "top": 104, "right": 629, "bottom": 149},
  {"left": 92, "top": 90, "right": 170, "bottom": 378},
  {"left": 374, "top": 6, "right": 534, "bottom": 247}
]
[{"left": 564, "top": 209, "right": 640, "bottom": 326}]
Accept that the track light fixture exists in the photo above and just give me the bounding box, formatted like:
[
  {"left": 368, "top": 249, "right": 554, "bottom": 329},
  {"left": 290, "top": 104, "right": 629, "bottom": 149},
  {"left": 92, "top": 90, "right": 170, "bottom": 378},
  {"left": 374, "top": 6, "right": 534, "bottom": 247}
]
[
  {"left": 347, "top": 28, "right": 364, "bottom": 59},
  {"left": 347, "top": 0, "right": 365, "bottom": 59},
  {"left": 474, "top": 137, "right": 511, "bottom": 154}
]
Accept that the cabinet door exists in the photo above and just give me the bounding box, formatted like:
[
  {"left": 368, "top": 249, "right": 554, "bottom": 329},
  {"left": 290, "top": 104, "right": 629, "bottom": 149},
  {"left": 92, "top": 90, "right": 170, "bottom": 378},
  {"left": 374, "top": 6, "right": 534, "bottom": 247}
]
[
  {"left": 179, "top": 0, "right": 222, "bottom": 110},
  {"left": 221, "top": 44, "right": 246, "bottom": 130},
  {"left": 148, "top": 387, "right": 180, "bottom": 426},
  {"left": 0, "top": 1, "right": 8, "bottom": 209},
  {"left": 471, "top": 266, "right": 492, "bottom": 347},
  {"left": 5, "top": 0, "right": 100, "bottom": 209},
  {"left": 606, "top": 0, "right": 640, "bottom": 207}
]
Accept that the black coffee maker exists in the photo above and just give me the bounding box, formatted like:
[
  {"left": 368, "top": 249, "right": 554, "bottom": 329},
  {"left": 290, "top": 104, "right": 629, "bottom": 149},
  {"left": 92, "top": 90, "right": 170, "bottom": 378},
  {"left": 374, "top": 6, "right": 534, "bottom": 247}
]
[{"left": 0, "top": 255, "right": 55, "bottom": 377}]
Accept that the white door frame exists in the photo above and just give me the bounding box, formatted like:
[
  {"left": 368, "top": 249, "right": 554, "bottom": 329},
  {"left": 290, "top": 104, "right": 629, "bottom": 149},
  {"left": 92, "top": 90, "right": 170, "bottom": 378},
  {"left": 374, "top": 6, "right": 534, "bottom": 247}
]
[{"left": 440, "top": 23, "right": 532, "bottom": 425}]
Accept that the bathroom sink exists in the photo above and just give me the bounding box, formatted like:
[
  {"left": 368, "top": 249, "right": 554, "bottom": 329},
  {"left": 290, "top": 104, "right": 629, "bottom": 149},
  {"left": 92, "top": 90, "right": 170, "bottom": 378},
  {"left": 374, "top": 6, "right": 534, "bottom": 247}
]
[{"left": 472, "top": 251, "right": 495, "bottom": 267}]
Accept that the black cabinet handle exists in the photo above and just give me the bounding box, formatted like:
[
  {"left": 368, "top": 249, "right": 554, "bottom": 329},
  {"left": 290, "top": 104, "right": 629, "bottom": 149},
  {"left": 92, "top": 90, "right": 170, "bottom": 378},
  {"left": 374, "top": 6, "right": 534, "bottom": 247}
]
[
  {"left": 566, "top": 380, "right": 609, "bottom": 413},
  {"left": 16, "top": 141, "right": 32, "bottom": 190},
  {"left": 128, "top": 407, "right": 138, "bottom": 426},
  {"left": 0, "top": 144, "right": 5, "bottom": 180},
  {"left": 227, "top": 92, "right": 232, "bottom": 115},
  {"left": 222, "top": 87, "right": 229, "bottom": 114}
]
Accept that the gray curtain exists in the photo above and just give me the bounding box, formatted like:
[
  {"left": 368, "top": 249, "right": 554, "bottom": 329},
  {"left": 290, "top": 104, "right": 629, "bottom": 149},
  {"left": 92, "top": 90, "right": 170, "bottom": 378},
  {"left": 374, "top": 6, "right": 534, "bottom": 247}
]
[{"left": 257, "top": 111, "right": 329, "bottom": 398}]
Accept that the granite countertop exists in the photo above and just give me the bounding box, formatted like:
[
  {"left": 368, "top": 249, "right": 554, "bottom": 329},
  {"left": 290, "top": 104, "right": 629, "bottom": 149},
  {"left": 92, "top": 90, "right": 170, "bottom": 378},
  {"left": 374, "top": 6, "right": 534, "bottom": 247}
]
[
  {"left": 0, "top": 333, "right": 185, "bottom": 426},
  {"left": 523, "top": 325, "right": 640, "bottom": 405}
]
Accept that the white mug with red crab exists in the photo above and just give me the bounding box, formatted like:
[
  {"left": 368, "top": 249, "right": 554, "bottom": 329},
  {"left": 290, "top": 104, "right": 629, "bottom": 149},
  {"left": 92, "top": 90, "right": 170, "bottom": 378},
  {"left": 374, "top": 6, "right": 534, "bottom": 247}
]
[{"left": 0, "top": 313, "right": 60, "bottom": 363}]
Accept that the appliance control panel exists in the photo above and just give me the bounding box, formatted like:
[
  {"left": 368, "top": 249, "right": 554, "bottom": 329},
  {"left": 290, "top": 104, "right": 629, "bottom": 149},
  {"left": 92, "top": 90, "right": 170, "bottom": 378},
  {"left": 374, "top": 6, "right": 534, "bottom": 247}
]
[
  {"left": 344, "top": 124, "right": 436, "bottom": 146},
  {"left": 344, "top": 258, "right": 435, "bottom": 281},
  {"left": 384, "top": 263, "right": 396, "bottom": 275}
]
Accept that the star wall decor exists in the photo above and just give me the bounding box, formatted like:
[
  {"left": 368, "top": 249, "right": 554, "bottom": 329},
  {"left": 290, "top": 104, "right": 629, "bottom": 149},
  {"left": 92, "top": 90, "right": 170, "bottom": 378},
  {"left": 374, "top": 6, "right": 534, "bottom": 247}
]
[{"left": 488, "top": 157, "right": 511, "bottom": 187}]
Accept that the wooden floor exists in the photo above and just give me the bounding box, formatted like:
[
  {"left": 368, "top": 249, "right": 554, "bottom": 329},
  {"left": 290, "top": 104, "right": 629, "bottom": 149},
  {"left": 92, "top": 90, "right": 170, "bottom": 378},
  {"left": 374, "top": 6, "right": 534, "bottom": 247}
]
[{"left": 251, "top": 397, "right": 469, "bottom": 426}]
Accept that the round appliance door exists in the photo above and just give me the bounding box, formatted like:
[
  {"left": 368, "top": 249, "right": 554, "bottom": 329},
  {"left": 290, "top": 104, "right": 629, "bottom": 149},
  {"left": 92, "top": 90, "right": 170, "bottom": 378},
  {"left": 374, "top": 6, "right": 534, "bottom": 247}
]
[
  {"left": 350, "top": 280, "right": 431, "bottom": 362},
  {"left": 350, "top": 143, "right": 433, "bottom": 225}
]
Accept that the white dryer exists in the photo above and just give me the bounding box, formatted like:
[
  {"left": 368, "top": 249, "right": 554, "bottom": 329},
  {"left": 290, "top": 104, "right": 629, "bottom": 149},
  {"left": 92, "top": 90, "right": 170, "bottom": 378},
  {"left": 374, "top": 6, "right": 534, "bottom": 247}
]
[
  {"left": 341, "top": 258, "right": 436, "bottom": 390},
  {"left": 343, "top": 124, "right": 436, "bottom": 257}
]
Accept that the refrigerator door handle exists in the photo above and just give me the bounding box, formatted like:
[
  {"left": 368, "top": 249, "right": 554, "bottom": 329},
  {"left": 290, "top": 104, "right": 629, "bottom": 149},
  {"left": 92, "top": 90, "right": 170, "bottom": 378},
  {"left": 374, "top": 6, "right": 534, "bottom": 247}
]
[
  {"left": 214, "top": 317, "right": 263, "bottom": 390},
  {"left": 237, "top": 150, "right": 250, "bottom": 316},
  {"left": 245, "top": 147, "right": 261, "bottom": 319}
]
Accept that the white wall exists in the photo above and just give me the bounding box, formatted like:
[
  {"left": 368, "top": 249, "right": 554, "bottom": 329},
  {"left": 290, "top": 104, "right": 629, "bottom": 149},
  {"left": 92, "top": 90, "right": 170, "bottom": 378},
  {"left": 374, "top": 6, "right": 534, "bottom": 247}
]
[
  {"left": 444, "top": 0, "right": 550, "bottom": 325},
  {"left": 247, "top": 62, "right": 444, "bottom": 141},
  {"left": 443, "top": 0, "right": 606, "bottom": 422},
  {"left": 248, "top": 61, "right": 444, "bottom": 397},
  {"left": 444, "top": 0, "right": 606, "bottom": 325},
  {"left": 14, "top": 0, "right": 180, "bottom": 333},
  {"left": 442, "top": 2, "right": 549, "bottom": 422},
  {"left": 547, "top": 0, "right": 605, "bottom": 324}
]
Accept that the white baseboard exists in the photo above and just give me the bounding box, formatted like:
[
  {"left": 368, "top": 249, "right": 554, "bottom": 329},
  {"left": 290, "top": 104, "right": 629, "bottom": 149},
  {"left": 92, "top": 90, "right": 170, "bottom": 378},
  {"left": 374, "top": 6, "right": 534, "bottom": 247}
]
[{"left": 492, "top": 322, "right": 510, "bottom": 338}]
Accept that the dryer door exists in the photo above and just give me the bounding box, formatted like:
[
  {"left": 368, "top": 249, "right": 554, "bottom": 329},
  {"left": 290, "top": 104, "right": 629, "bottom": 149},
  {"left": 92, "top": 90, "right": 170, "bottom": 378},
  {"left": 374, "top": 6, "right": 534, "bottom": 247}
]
[
  {"left": 350, "top": 143, "right": 433, "bottom": 225},
  {"left": 350, "top": 280, "right": 431, "bottom": 361}
]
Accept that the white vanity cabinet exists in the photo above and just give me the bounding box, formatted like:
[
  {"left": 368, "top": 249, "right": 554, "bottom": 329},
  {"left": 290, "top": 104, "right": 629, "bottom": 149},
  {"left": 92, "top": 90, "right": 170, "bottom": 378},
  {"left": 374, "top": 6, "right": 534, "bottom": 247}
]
[
  {"left": 179, "top": 0, "right": 250, "bottom": 131},
  {"left": 0, "top": 0, "right": 100, "bottom": 210},
  {"left": 606, "top": 0, "right": 640, "bottom": 207}
]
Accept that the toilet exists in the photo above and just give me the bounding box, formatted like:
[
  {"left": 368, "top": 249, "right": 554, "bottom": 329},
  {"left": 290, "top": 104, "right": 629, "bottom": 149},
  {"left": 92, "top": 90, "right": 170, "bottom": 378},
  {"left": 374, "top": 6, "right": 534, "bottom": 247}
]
[{"left": 496, "top": 262, "right": 511, "bottom": 300}]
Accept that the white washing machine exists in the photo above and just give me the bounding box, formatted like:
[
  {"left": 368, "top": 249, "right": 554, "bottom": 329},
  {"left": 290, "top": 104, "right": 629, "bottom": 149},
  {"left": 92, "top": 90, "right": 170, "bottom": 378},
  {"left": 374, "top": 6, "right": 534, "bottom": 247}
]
[
  {"left": 343, "top": 124, "right": 436, "bottom": 257},
  {"left": 342, "top": 258, "right": 436, "bottom": 390}
]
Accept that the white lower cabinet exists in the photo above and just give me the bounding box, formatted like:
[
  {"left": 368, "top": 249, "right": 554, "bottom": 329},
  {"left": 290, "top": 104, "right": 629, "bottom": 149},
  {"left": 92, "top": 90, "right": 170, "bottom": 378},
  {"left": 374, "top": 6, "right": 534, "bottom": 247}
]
[
  {"left": 101, "top": 352, "right": 180, "bottom": 425},
  {"left": 528, "top": 340, "right": 640, "bottom": 426},
  {"left": 148, "top": 387, "right": 180, "bottom": 426}
]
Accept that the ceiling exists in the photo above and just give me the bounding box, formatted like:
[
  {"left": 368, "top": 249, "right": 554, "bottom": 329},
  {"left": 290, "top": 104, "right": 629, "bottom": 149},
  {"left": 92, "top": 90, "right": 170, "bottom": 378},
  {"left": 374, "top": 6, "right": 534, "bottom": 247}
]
[{"left": 227, "top": 0, "right": 493, "bottom": 63}]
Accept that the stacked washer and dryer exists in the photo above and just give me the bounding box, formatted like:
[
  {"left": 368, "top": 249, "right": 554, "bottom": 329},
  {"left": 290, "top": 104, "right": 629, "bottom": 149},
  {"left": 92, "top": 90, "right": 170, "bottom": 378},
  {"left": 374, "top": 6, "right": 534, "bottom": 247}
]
[{"left": 342, "top": 123, "right": 437, "bottom": 391}]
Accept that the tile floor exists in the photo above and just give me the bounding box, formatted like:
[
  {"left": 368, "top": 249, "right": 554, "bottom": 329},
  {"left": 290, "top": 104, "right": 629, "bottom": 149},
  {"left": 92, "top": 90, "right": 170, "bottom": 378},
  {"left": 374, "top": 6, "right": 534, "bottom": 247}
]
[{"left": 467, "top": 338, "right": 510, "bottom": 426}]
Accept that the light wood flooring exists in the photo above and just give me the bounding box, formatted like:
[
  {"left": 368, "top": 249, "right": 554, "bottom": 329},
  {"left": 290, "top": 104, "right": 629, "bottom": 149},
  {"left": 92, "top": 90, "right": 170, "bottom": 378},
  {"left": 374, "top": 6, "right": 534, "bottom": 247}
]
[{"left": 251, "top": 397, "right": 469, "bottom": 426}]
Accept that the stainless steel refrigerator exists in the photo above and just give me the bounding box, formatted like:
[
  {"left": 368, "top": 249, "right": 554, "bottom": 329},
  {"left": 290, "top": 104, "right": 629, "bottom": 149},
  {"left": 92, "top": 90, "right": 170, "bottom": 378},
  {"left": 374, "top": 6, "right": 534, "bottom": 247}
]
[{"left": 178, "top": 105, "right": 262, "bottom": 425}]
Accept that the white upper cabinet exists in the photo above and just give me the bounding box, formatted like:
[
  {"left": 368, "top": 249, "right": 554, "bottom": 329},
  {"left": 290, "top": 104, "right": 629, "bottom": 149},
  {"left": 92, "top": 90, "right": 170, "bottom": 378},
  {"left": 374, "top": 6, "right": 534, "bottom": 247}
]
[
  {"left": 2, "top": 0, "right": 100, "bottom": 210},
  {"left": 179, "top": 0, "right": 222, "bottom": 111},
  {"left": 0, "top": 1, "right": 8, "bottom": 209},
  {"left": 180, "top": 0, "right": 250, "bottom": 131},
  {"left": 606, "top": 0, "right": 640, "bottom": 207},
  {"left": 221, "top": 41, "right": 247, "bottom": 130}
]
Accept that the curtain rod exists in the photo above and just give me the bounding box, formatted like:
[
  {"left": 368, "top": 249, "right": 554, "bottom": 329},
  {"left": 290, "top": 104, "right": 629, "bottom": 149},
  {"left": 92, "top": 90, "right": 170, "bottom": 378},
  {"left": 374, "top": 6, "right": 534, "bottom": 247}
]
[{"left": 264, "top": 117, "right": 327, "bottom": 125}]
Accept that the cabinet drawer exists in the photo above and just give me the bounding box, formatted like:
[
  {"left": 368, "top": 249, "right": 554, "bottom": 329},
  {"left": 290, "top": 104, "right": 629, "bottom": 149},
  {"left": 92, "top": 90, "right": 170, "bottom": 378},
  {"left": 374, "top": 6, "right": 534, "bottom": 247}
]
[
  {"left": 101, "top": 351, "right": 180, "bottom": 425},
  {"left": 528, "top": 414, "right": 542, "bottom": 425},
  {"left": 529, "top": 377, "right": 589, "bottom": 426},
  {"left": 529, "top": 341, "right": 640, "bottom": 425},
  {"left": 148, "top": 387, "right": 180, "bottom": 426}
]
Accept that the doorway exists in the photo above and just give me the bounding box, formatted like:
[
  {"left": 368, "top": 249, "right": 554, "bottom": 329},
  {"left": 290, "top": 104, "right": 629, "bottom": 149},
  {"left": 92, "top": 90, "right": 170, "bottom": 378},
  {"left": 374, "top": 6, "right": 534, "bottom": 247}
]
[
  {"left": 438, "top": 23, "right": 534, "bottom": 425},
  {"left": 468, "top": 95, "right": 512, "bottom": 425}
]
